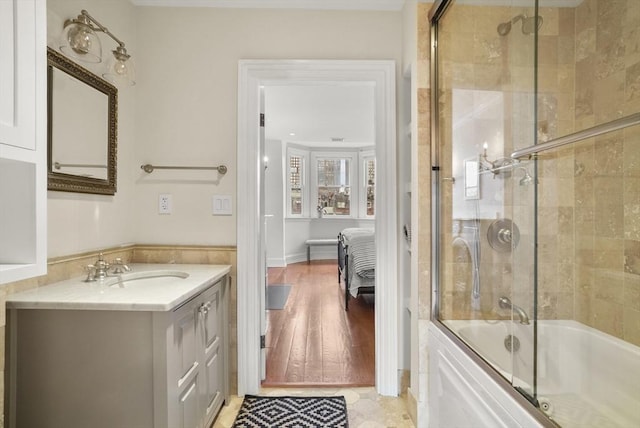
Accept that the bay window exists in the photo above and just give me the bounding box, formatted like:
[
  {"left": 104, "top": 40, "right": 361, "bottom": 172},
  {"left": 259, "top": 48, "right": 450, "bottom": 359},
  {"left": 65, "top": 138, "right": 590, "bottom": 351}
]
[{"left": 286, "top": 146, "right": 374, "bottom": 219}]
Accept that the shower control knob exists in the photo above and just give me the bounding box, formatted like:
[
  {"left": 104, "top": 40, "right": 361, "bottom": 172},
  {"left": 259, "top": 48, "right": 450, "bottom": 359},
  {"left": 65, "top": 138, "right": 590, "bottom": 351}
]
[
  {"left": 497, "top": 228, "right": 512, "bottom": 244},
  {"left": 487, "top": 218, "right": 520, "bottom": 253}
]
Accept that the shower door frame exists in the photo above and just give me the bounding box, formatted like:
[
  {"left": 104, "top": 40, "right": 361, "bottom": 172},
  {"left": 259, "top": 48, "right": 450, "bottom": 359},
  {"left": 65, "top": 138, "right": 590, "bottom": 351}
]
[{"left": 427, "top": 1, "right": 553, "bottom": 426}]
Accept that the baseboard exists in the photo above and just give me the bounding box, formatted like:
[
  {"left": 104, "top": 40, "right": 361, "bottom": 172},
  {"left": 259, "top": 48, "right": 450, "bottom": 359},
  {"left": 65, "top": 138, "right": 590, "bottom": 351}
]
[
  {"left": 407, "top": 387, "right": 418, "bottom": 427},
  {"left": 285, "top": 253, "right": 307, "bottom": 265},
  {"left": 285, "top": 252, "right": 338, "bottom": 265},
  {"left": 267, "top": 258, "right": 286, "bottom": 267}
]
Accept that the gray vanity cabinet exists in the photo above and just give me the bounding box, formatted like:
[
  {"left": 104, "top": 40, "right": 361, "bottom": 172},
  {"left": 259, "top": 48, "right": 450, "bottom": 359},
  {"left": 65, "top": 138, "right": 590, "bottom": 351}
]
[
  {"left": 199, "top": 283, "right": 226, "bottom": 425},
  {"left": 160, "top": 278, "right": 228, "bottom": 428},
  {"left": 7, "top": 275, "right": 229, "bottom": 428}
]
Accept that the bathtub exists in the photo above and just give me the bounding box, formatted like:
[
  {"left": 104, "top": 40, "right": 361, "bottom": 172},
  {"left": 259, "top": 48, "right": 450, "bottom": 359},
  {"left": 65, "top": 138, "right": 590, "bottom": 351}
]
[{"left": 444, "top": 319, "right": 640, "bottom": 428}]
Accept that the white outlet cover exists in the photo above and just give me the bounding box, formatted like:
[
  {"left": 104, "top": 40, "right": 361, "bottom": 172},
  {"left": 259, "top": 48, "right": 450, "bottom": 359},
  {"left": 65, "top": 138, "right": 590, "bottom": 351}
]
[
  {"left": 159, "top": 194, "right": 172, "bottom": 214},
  {"left": 212, "top": 195, "right": 232, "bottom": 215}
]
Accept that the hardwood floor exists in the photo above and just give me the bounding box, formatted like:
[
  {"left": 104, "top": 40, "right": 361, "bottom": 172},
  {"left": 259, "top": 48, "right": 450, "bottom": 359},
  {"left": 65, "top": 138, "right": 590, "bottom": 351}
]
[{"left": 264, "top": 260, "right": 375, "bottom": 387}]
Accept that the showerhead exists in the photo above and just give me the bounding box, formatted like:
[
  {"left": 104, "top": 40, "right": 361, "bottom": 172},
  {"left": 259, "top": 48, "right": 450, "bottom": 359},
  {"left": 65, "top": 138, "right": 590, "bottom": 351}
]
[
  {"left": 519, "top": 171, "right": 533, "bottom": 186},
  {"left": 497, "top": 21, "right": 512, "bottom": 36},
  {"left": 497, "top": 14, "right": 543, "bottom": 36},
  {"left": 515, "top": 167, "right": 534, "bottom": 186},
  {"left": 522, "top": 15, "right": 543, "bottom": 34}
]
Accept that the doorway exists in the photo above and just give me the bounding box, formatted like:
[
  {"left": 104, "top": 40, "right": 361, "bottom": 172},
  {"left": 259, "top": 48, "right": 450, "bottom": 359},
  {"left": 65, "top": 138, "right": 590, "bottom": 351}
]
[
  {"left": 262, "top": 83, "right": 377, "bottom": 385},
  {"left": 237, "top": 60, "right": 398, "bottom": 396}
]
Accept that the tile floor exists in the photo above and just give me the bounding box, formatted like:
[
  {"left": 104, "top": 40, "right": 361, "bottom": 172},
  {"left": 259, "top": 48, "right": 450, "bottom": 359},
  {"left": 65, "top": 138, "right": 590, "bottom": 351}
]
[{"left": 213, "top": 387, "right": 415, "bottom": 428}]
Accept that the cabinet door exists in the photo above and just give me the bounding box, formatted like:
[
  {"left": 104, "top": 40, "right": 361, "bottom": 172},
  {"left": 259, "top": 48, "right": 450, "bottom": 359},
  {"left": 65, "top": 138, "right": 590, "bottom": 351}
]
[
  {"left": 198, "top": 282, "right": 224, "bottom": 424},
  {"left": 174, "top": 303, "right": 199, "bottom": 391},
  {"left": 0, "top": 0, "right": 38, "bottom": 152},
  {"left": 0, "top": 0, "right": 46, "bottom": 285},
  {"left": 178, "top": 377, "right": 201, "bottom": 428},
  {"left": 171, "top": 301, "right": 202, "bottom": 428}
]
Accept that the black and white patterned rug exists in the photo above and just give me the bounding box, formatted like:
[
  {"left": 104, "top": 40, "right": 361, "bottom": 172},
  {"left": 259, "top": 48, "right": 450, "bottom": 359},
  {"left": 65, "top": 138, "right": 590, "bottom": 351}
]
[{"left": 232, "top": 395, "right": 349, "bottom": 427}]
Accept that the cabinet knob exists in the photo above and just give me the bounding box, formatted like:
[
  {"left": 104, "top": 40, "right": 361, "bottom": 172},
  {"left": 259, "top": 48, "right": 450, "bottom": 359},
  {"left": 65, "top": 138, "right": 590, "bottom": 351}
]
[{"left": 198, "top": 302, "right": 210, "bottom": 315}]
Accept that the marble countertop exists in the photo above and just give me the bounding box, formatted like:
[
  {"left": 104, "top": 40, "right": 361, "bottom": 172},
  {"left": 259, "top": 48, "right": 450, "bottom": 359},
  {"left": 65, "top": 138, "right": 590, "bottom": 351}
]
[{"left": 6, "top": 263, "right": 231, "bottom": 312}]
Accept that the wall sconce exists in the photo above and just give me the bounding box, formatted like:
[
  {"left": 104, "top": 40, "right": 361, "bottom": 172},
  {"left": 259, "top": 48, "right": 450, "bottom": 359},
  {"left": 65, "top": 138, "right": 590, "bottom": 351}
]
[
  {"left": 60, "top": 10, "right": 135, "bottom": 86},
  {"left": 479, "top": 142, "right": 519, "bottom": 177}
]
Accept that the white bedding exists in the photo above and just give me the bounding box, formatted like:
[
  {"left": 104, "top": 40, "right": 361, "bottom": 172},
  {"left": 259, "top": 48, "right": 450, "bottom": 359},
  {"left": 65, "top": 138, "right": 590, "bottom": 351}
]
[{"left": 340, "top": 228, "right": 375, "bottom": 296}]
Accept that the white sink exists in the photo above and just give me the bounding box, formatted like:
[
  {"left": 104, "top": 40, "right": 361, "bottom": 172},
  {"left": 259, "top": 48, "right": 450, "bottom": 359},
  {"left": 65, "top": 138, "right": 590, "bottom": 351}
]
[{"left": 103, "top": 270, "right": 190, "bottom": 288}]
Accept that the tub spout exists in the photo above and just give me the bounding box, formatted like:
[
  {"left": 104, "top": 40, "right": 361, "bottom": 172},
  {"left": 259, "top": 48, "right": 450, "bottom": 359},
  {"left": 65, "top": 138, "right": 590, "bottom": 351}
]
[{"left": 498, "top": 296, "right": 530, "bottom": 325}]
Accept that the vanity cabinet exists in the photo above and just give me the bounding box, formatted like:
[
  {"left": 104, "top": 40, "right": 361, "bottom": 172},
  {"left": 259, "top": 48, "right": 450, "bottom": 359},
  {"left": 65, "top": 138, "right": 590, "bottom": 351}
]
[
  {"left": 7, "top": 275, "right": 229, "bottom": 428},
  {"left": 0, "top": 0, "right": 47, "bottom": 284},
  {"left": 159, "top": 279, "right": 227, "bottom": 428}
]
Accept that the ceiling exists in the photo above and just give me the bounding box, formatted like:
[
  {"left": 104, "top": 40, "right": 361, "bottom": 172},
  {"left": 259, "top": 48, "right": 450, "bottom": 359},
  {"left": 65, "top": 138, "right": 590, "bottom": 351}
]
[{"left": 264, "top": 84, "right": 375, "bottom": 148}]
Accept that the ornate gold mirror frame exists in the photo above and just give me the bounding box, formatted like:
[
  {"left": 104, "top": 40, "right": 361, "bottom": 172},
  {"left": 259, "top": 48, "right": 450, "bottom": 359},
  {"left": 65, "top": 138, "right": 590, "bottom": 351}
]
[{"left": 47, "top": 47, "right": 117, "bottom": 195}]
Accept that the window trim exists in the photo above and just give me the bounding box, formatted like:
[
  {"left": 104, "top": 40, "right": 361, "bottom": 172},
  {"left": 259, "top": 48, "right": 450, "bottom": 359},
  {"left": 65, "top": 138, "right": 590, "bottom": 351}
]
[
  {"left": 286, "top": 147, "right": 309, "bottom": 218},
  {"left": 360, "top": 150, "right": 376, "bottom": 219}
]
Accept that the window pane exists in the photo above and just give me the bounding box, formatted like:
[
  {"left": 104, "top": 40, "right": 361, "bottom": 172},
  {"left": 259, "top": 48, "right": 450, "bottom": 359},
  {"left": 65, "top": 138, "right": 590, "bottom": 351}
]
[
  {"left": 317, "top": 186, "right": 350, "bottom": 216},
  {"left": 290, "top": 156, "right": 302, "bottom": 215},
  {"left": 317, "top": 158, "right": 350, "bottom": 216},
  {"left": 317, "top": 159, "right": 350, "bottom": 186},
  {"left": 366, "top": 159, "right": 375, "bottom": 216}
]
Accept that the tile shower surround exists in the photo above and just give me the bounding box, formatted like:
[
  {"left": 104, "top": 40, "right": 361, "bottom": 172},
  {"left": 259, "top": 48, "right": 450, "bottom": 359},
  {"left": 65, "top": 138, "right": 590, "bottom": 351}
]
[{"left": 437, "top": 1, "right": 640, "bottom": 347}]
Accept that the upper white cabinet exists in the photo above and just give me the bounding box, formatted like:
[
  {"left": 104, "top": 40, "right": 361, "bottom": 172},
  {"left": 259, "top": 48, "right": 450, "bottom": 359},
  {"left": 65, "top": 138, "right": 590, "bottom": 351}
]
[{"left": 0, "top": 0, "right": 47, "bottom": 284}]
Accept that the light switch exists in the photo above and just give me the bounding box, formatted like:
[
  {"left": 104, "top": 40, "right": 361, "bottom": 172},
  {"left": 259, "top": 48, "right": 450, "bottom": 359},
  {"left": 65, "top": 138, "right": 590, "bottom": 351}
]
[{"left": 212, "top": 195, "right": 232, "bottom": 215}]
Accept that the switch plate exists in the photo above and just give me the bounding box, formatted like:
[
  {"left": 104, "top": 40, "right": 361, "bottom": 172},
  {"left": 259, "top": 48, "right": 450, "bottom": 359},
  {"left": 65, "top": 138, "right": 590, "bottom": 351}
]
[
  {"left": 212, "top": 195, "right": 232, "bottom": 215},
  {"left": 159, "top": 194, "right": 172, "bottom": 214}
]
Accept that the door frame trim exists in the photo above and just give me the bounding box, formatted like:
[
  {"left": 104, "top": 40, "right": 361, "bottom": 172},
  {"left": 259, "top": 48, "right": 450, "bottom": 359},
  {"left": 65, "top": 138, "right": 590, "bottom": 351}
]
[{"left": 237, "top": 59, "right": 398, "bottom": 396}]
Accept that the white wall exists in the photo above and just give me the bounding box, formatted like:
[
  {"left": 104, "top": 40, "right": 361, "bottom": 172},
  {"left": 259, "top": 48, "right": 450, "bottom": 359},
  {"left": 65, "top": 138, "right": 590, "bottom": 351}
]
[
  {"left": 47, "top": 0, "right": 137, "bottom": 258},
  {"left": 133, "top": 7, "right": 403, "bottom": 246},
  {"left": 44, "top": 3, "right": 402, "bottom": 255}
]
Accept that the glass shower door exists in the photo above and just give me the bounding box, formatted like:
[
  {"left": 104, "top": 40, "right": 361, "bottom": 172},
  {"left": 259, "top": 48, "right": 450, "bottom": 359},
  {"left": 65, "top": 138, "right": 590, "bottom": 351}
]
[{"left": 434, "top": 0, "right": 539, "bottom": 403}]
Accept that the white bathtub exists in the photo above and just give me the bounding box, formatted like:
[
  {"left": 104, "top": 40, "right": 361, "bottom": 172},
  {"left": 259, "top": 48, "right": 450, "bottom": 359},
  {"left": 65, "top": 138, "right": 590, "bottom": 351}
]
[{"left": 444, "top": 320, "right": 640, "bottom": 428}]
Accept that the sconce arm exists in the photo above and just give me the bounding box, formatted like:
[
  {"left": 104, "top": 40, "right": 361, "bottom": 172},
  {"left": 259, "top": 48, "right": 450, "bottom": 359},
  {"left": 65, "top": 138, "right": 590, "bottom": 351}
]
[{"left": 78, "top": 9, "right": 127, "bottom": 49}]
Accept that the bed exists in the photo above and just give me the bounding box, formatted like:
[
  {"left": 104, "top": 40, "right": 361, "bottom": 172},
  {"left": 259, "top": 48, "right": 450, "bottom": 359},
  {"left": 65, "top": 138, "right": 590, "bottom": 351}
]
[{"left": 337, "top": 227, "right": 375, "bottom": 310}]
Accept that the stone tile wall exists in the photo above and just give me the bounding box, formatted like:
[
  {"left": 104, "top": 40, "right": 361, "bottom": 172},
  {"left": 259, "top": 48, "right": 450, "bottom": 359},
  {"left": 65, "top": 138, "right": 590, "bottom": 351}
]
[
  {"left": 433, "top": 0, "right": 640, "bottom": 348},
  {"left": 569, "top": 0, "right": 640, "bottom": 345}
]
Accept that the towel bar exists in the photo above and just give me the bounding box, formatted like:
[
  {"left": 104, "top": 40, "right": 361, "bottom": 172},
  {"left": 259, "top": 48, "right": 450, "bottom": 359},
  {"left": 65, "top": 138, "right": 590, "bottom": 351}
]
[{"left": 140, "top": 164, "right": 228, "bottom": 175}]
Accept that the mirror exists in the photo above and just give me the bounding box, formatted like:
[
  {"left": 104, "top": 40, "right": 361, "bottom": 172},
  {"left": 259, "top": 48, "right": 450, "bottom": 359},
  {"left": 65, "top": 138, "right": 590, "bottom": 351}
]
[
  {"left": 464, "top": 158, "right": 480, "bottom": 200},
  {"left": 47, "top": 47, "right": 117, "bottom": 195}
]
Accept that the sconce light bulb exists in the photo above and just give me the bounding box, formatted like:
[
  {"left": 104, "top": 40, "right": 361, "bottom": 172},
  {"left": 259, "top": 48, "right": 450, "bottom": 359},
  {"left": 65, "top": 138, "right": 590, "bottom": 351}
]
[
  {"left": 114, "top": 59, "right": 128, "bottom": 76},
  {"left": 69, "top": 27, "right": 93, "bottom": 54},
  {"left": 263, "top": 156, "right": 269, "bottom": 163},
  {"left": 60, "top": 20, "right": 102, "bottom": 63}
]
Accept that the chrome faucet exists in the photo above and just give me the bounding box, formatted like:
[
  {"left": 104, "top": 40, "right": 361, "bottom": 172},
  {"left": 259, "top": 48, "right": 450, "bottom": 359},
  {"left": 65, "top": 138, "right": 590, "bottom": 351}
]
[
  {"left": 84, "top": 254, "right": 130, "bottom": 282},
  {"left": 92, "top": 253, "right": 110, "bottom": 280},
  {"left": 498, "top": 296, "right": 530, "bottom": 325}
]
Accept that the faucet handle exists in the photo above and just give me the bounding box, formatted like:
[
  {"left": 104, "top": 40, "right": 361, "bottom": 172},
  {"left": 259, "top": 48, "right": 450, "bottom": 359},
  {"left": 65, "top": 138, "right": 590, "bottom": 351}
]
[
  {"left": 110, "top": 257, "right": 131, "bottom": 274},
  {"left": 84, "top": 264, "right": 97, "bottom": 282}
]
